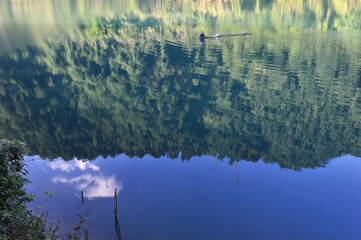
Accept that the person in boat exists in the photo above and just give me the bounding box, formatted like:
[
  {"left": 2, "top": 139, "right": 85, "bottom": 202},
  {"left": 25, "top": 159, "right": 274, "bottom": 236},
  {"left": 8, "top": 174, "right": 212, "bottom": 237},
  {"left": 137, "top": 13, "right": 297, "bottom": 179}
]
[{"left": 199, "top": 31, "right": 205, "bottom": 37}]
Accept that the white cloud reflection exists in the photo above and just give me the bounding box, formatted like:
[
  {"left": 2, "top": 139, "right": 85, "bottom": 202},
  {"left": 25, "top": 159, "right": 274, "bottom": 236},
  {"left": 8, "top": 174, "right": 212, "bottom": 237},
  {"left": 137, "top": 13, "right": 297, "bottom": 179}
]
[
  {"left": 47, "top": 158, "right": 122, "bottom": 199},
  {"left": 48, "top": 158, "right": 100, "bottom": 172},
  {"left": 52, "top": 174, "right": 122, "bottom": 199}
]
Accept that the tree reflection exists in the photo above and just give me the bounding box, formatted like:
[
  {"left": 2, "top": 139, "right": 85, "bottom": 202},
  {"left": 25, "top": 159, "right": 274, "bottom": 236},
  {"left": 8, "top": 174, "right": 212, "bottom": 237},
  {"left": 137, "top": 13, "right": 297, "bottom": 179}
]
[{"left": 1, "top": 0, "right": 361, "bottom": 170}]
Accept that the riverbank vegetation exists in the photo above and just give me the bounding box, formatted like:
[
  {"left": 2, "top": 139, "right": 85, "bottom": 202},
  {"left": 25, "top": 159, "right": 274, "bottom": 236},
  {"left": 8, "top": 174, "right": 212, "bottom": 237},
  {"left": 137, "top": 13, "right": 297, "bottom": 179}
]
[
  {"left": 0, "top": 138, "right": 91, "bottom": 240},
  {"left": 0, "top": 138, "right": 46, "bottom": 239}
]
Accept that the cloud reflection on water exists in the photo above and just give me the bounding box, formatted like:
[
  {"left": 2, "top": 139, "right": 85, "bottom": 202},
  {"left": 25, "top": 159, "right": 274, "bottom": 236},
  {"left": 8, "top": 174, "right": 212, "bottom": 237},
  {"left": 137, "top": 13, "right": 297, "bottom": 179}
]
[
  {"left": 48, "top": 157, "right": 100, "bottom": 172},
  {"left": 52, "top": 174, "right": 122, "bottom": 199},
  {"left": 48, "top": 158, "right": 122, "bottom": 199}
]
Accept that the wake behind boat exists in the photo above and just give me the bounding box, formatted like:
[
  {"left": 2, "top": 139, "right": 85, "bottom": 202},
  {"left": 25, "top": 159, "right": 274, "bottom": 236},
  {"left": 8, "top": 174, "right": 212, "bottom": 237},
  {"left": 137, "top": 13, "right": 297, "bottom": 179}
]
[{"left": 199, "top": 31, "right": 252, "bottom": 39}]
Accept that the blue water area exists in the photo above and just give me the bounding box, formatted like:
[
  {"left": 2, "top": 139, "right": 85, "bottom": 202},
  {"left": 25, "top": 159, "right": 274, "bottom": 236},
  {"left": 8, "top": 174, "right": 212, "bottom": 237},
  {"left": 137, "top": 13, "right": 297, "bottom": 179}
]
[{"left": 25, "top": 154, "right": 361, "bottom": 240}]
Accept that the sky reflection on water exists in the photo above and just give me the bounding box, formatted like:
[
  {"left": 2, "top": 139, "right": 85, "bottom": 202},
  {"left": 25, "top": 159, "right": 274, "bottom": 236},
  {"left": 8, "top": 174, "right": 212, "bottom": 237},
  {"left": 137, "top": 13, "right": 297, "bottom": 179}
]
[
  {"left": 2, "top": 0, "right": 361, "bottom": 238},
  {"left": 25, "top": 154, "right": 361, "bottom": 240}
]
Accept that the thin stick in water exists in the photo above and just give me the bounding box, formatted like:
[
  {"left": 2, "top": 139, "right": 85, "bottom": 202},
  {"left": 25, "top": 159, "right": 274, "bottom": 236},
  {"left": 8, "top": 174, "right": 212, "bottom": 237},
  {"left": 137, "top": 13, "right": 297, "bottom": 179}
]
[{"left": 114, "top": 188, "right": 122, "bottom": 240}]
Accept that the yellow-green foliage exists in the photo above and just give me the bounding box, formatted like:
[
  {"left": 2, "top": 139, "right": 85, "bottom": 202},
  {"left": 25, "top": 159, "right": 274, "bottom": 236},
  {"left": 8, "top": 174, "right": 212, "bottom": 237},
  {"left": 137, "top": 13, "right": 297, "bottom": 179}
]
[{"left": 1, "top": 0, "right": 361, "bottom": 169}]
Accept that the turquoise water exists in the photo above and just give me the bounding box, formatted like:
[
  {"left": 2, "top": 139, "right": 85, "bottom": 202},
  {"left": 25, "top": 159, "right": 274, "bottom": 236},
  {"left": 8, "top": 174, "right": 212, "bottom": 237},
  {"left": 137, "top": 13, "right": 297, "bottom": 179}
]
[{"left": 1, "top": 0, "right": 361, "bottom": 238}]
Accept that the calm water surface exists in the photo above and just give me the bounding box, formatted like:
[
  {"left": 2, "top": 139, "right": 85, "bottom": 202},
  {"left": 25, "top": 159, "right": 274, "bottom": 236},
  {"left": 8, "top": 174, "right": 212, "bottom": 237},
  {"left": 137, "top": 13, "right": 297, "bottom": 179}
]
[
  {"left": 25, "top": 154, "right": 361, "bottom": 239},
  {"left": 1, "top": 0, "right": 361, "bottom": 239}
]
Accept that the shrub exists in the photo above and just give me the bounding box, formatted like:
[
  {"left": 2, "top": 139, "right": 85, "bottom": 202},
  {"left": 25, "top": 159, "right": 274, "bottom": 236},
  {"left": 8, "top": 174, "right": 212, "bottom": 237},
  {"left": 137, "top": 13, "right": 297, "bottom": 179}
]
[{"left": 0, "top": 138, "right": 46, "bottom": 240}]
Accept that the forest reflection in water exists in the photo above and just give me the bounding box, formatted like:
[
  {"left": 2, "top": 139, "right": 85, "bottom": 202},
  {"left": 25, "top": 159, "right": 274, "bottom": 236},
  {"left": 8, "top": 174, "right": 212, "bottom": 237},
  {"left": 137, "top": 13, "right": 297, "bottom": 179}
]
[
  {"left": 1, "top": 30, "right": 361, "bottom": 170},
  {"left": 1, "top": 0, "right": 361, "bottom": 170}
]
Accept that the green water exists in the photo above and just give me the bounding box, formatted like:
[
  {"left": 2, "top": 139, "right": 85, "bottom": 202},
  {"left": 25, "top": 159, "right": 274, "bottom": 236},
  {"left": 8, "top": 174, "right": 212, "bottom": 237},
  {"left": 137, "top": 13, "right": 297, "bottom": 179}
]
[
  {"left": 1, "top": 0, "right": 361, "bottom": 169},
  {"left": 2, "top": 1, "right": 361, "bottom": 239}
]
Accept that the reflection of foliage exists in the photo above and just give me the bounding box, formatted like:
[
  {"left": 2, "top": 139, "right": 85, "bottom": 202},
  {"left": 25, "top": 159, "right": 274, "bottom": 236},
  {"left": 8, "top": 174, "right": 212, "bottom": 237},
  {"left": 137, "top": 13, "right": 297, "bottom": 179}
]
[
  {"left": 1, "top": 19, "right": 361, "bottom": 170},
  {"left": 1, "top": 0, "right": 361, "bottom": 35},
  {"left": 1, "top": 2, "right": 361, "bottom": 170}
]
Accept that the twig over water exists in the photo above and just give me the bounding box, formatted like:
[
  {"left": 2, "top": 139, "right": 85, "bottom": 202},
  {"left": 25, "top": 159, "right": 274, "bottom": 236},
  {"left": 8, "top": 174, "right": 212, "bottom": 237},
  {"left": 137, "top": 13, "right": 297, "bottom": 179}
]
[{"left": 114, "top": 188, "right": 122, "bottom": 240}]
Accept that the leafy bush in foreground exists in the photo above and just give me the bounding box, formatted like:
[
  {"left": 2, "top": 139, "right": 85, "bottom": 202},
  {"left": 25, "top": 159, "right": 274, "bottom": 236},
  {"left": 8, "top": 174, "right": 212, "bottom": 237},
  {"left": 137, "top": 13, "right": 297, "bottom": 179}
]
[{"left": 0, "top": 138, "right": 46, "bottom": 240}]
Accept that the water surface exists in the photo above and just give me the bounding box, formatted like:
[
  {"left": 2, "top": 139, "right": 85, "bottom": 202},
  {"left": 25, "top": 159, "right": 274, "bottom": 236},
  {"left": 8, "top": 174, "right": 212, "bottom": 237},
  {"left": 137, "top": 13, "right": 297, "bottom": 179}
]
[
  {"left": 1, "top": 0, "right": 361, "bottom": 238},
  {"left": 25, "top": 154, "right": 361, "bottom": 239}
]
